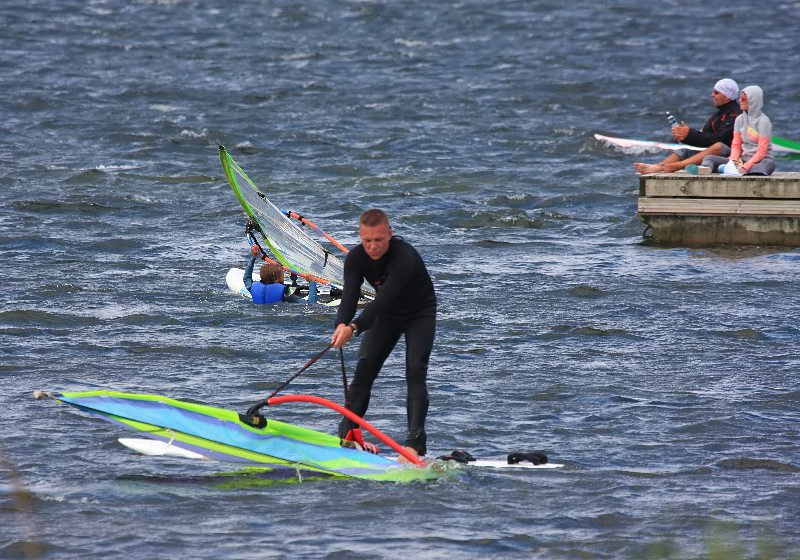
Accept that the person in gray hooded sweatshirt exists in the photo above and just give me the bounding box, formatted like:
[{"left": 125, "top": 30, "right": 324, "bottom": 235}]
[{"left": 702, "top": 85, "right": 775, "bottom": 175}]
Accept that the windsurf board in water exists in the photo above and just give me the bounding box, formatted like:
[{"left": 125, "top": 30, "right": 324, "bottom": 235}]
[
  {"left": 466, "top": 459, "right": 564, "bottom": 469},
  {"left": 595, "top": 133, "right": 800, "bottom": 155},
  {"left": 226, "top": 267, "right": 258, "bottom": 298},
  {"left": 437, "top": 450, "right": 564, "bottom": 470},
  {"left": 118, "top": 438, "right": 564, "bottom": 470}
]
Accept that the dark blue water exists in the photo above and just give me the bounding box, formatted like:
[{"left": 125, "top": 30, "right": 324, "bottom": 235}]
[{"left": 2, "top": 1, "right": 799, "bottom": 558}]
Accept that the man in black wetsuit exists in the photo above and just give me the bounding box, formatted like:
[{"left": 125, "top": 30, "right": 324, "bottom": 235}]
[{"left": 330, "top": 209, "right": 436, "bottom": 460}]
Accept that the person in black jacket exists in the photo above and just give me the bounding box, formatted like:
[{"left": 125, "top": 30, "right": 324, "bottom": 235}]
[
  {"left": 634, "top": 78, "right": 741, "bottom": 174},
  {"left": 331, "top": 209, "right": 436, "bottom": 460}
]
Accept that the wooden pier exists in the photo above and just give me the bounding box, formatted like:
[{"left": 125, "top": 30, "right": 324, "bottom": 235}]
[{"left": 637, "top": 172, "right": 800, "bottom": 246}]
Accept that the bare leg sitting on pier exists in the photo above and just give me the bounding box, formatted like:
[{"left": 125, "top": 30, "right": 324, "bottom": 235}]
[{"left": 634, "top": 143, "right": 728, "bottom": 174}]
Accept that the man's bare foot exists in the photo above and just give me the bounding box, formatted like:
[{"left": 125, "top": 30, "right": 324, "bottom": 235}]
[
  {"left": 661, "top": 161, "right": 684, "bottom": 173},
  {"left": 397, "top": 446, "right": 420, "bottom": 464},
  {"left": 633, "top": 162, "right": 664, "bottom": 174}
]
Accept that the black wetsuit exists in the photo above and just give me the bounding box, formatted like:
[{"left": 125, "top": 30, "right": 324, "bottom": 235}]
[
  {"left": 335, "top": 236, "right": 436, "bottom": 455},
  {"left": 683, "top": 100, "right": 741, "bottom": 147}
]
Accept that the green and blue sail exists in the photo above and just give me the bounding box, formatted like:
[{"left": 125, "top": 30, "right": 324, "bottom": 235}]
[{"left": 48, "top": 390, "right": 435, "bottom": 482}]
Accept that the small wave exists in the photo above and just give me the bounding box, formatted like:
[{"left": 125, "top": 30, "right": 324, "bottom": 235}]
[
  {"left": 447, "top": 209, "right": 546, "bottom": 229},
  {"left": 94, "top": 164, "right": 142, "bottom": 172},
  {"left": 116, "top": 172, "right": 217, "bottom": 184},
  {"left": 475, "top": 239, "right": 514, "bottom": 247},
  {"left": 567, "top": 285, "right": 608, "bottom": 298},
  {"left": 38, "top": 283, "right": 83, "bottom": 297},
  {"left": 117, "top": 314, "right": 182, "bottom": 326},
  {"left": 11, "top": 199, "right": 117, "bottom": 213},
  {"left": 88, "top": 238, "right": 147, "bottom": 252},
  {"left": 149, "top": 103, "right": 182, "bottom": 112},
  {"left": 486, "top": 193, "right": 541, "bottom": 208},
  {"left": 716, "top": 458, "right": 799, "bottom": 472},
  {"left": 233, "top": 141, "right": 263, "bottom": 155},
  {"left": 65, "top": 169, "right": 111, "bottom": 183},
  {"left": 61, "top": 165, "right": 143, "bottom": 183},
  {"left": 179, "top": 128, "right": 209, "bottom": 139},
  {"left": 530, "top": 391, "right": 574, "bottom": 402},
  {"left": 710, "top": 328, "right": 766, "bottom": 341},
  {"left": 281, "top": 52, "right": 320, "bottom": 62},
  {"left": 394, "top": 38, "right": 429, "bottom": 48},
  {"left": 616, "top": 469, "right": 667, "bottom": 479},
  {"left": 540, "top": 324, "right": 640, "bottom": 339},
  {"left": 0, "top": 309, "right": 102, "bottom": 327},
  {"left": 315, "top": 164, "right": 367, "bottom": 177},
  {"left": 609, "top": 394, "right": 640, "bottom": 403}
]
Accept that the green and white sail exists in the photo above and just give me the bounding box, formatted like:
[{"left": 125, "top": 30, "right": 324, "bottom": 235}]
[{"left": 220, "top": 146, "right": 353, "bottom": 290}]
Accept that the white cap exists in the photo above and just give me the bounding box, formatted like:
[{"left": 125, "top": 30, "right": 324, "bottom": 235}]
[{"left": 713, "top": 78, "right": 739, "bottom": 101}]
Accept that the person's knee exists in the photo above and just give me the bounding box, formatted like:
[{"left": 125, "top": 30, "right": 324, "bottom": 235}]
[
  {"left": 406, "top": 382, "right": 429, "bottom": 400},
  {"left": 405, "top": 357, "right": 429, "bottom": 380},
  {"left": 352, "top": 357, "right": 383, "bottom": 386},
  {"left": 672, "top": 148, "right": 692, "bottom": 161}
]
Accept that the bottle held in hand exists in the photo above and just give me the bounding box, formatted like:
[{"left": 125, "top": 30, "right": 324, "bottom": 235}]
[{"left": 666, "top": 112, "right": 678, "bottom": 128}]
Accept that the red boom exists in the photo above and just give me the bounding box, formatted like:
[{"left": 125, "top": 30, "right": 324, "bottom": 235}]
[{"left": 267, "top": 394, "right": 425, "bottom": 467}]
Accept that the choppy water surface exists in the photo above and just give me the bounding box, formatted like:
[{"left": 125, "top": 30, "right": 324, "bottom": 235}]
[{"left": 2, "top": 1, "right": 799, "bottom": 558}]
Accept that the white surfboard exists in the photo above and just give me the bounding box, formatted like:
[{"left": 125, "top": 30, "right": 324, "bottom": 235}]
[
  {"left": 595, "top": 132, "right": 800, "bottom": 155},
  {"left": 594, "top": 133, "right": 703, "bottom": 154},
  {"left": 118, "top": 438, "right": 208, "bottom": 460},
  {"left": 119, "top": 438, "right": 564, "bottom": 471},
  {"left": 226, "top": 267, "right": 257, "bottom": 298},
  {"left": 466, "top": 459, "right": 564, "bottom": 469}
]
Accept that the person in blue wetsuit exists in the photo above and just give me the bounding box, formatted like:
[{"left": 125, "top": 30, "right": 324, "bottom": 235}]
[
  {"left": 330, "top": 209, "right": 436, "bottom": 460},
  {"left": 243, "top": 245, "right": 317, "bottom": 304}
]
